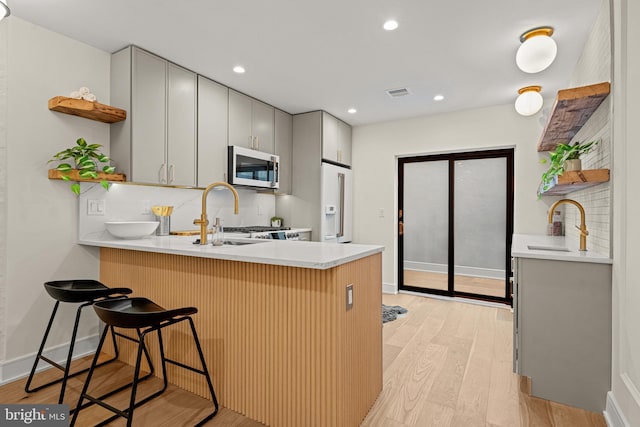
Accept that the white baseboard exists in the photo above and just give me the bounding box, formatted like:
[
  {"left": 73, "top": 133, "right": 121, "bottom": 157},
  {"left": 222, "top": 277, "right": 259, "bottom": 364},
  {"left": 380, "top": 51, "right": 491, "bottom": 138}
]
[
  {"left": 0, "top": 334, "right": 100, "bottom": 386},
  {"left": 382, "top": 282, "right": 397, "bottom": 294},
  {"left": 605, "top": 391, "right": 631, "bottom": 427},
  {"left": 403, "top": 261, "right": 505, "bottom": 280}
]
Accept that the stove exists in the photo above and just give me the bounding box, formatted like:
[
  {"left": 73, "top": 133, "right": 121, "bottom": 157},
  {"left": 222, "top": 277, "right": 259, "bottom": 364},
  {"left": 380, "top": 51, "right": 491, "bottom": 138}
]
[{"left": 224, "top": 226, "right": 310, "bottom": 241}]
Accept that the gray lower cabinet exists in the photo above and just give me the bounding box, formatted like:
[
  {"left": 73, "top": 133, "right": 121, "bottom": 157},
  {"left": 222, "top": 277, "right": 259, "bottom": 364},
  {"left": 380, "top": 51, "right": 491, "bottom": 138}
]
[
  {"left": 513, "top": 257, "right": 611, "bottom": 412},
  {"left": 229, "top": 89, "right": 274, "bottom": 154},
  {"left": 111, "top": 46, "right": 196, "bottom": 186},
  {"left": 275, "top": 109, "right": 293, "bottom": 194},
  {"left": 197, "top": 76, "right": 228, "bottom": 186}
]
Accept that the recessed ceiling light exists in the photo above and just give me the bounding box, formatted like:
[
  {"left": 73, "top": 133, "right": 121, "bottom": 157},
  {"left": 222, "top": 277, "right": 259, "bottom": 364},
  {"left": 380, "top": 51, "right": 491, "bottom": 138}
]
[
  {"left": 348, "top": 108, "right": 357, "bottom": 114},
  {"left": 233, "top": 65, "right": 245, "bottom": 74},
  {"left": 433, "top": 94, "right": 445, "bottom": 101},
  {"left": 383, "top": 20, "right": 398, "bottom": 31}
]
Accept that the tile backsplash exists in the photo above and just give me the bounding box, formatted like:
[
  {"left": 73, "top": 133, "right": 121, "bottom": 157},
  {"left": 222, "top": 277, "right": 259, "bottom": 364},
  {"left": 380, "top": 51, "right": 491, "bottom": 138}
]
[{"left": 79, "top": 182, "right": 276, "bottom": 239}]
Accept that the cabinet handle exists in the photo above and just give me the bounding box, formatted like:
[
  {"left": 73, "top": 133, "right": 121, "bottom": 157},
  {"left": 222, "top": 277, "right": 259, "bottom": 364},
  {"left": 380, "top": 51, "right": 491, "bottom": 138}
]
[
  {"left": 255, "top": 136, "right": 259, "bottom": 150},
  {"left": 169, "top": 164, "right": 175, "bottom": 184},
  {"left": 337, "top": 149, "right": 342, "bottom": 162},
  {"left": 249, "top": 135, "right": 253, "bottom": 149},
  {"left": 159, "top": 164, "right": 167, "bottom": 184}
]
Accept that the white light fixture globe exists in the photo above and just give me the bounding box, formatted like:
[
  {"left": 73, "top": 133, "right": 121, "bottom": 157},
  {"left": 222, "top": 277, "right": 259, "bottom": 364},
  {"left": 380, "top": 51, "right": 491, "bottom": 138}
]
[
  {"left": 516, "top": 27, "right": 557, "bottom": 73},
  {"left": 1, "top": 0, "right": 10, "bottom": 21},
  {"left": 383, "top": 20, "right": 398, "bottom": 31},
  {"left": 515, "top": 86, "right": 543, "bottom": 116}
]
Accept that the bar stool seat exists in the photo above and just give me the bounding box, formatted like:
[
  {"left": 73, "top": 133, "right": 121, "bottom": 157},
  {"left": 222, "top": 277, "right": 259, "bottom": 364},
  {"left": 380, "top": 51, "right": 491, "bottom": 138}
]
[
  {"left": 25, "top": 280, "right": 133, "bottom": 407},
  {"left": 71, "top": 297, "right": 219, "bottom": 427}
]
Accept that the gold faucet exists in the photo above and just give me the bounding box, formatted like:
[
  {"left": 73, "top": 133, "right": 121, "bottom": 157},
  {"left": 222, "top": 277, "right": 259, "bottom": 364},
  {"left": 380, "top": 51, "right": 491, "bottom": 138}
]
[
  {"left": 548, "top": 198, "right": 588, "bottom": 251},
  {"left": 194, "top": 182, "right": 239, "bottom": 245}
]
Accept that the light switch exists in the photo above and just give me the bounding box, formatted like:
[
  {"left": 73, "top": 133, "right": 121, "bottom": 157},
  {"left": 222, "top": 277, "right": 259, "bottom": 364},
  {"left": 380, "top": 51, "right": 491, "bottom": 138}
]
[
  {"left": 346, "top": 284, "right": 353, "bottom": 310},
  {"left": 87, "top": 199, "right": 105, "bottom": 216}
]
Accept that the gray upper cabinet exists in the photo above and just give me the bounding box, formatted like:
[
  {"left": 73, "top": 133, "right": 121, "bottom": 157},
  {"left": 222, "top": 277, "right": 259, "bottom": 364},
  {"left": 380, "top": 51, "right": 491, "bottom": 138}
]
[
  {"left": 229, "top": 89, "right": 274, "bottom": 154},
  {"left": 321, "top": 111, "right": 352, "bottom": 166},
  {"left": 337, "top": 119, "right": 352, "bottom": 166},
  {"left": 111, "top": 46, "right": 196, "bottom": 186},
  {"left": 275, "top": 109, "right": 293, "bottom": 194},
  {"left": 197, "top": 76, "right": 229, "bottom": 186}
]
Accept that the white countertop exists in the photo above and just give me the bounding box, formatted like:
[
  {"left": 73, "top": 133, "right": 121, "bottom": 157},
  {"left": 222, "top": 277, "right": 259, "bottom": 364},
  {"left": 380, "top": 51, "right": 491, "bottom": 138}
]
[
  {"left": 79, "top": 232, "right": 384, "bottom": 270},
  {"left": 512, "top": 234, "right": 612, "bottom": 264}
]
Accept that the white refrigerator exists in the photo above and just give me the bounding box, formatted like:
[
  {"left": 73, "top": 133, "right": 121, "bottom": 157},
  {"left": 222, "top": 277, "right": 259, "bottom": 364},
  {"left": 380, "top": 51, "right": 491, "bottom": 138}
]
[{"left": 320, "top": 163, "right": 353, "bottom": 243}]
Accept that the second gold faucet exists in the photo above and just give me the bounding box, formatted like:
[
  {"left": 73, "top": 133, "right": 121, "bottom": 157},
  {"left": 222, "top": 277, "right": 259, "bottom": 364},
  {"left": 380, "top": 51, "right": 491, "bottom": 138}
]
[{"left": 548, "top": 198, "right": 588, "bottom": 251}]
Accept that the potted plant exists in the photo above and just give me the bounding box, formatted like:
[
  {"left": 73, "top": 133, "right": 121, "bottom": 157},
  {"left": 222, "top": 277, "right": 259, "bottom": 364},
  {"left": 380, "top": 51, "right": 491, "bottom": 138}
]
[
  {"left": 271, "top": 216, "right": 283, "bottom": 227},
  {"left": 48, "top": 137, "right": 117, "bottom": 195},
  {"left": 539, "top": 140, "right": 598, "bottom": 193}
]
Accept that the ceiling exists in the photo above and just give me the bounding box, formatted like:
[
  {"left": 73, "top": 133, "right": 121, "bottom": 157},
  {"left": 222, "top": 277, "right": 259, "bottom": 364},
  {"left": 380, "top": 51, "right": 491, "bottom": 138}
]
[{"left": 10, "top": 0, "right": 602, "bottom": 126}]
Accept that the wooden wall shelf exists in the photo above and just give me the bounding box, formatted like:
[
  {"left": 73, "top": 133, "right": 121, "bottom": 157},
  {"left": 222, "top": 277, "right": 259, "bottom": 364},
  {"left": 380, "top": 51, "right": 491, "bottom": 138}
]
[
  {"left": 48, "top": 96, "right": 127, "bottom": 123},
  {"left": 538, "top": 168, "right": 610, "bottom": 196},
  {"left": 537, "top": 82, "right": 610, "bottom": 152},
  {"left": 48, "top": 169, "right": 126, "bottom": 183}
]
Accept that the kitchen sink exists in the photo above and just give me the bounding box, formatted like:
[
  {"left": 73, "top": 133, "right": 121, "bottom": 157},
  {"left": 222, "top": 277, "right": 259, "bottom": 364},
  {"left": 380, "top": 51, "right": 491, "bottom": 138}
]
[
  {"left": 222, "top": 239, "right": 266, "bottom": 246},
  {"left": 527, "top": 244, "right": 571, "bottom": 252},
  {"left": 192, "top": 238, "right": 266, "bottom": 246}
]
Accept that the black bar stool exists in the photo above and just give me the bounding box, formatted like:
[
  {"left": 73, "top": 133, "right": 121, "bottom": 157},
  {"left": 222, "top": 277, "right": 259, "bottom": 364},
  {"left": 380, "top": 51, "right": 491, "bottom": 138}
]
[
  {"left": 25, "top": 280, "right": 135, "bottom": 406},
  {"left": 70, "top": 297, "right": 219, "bottom": 427}
]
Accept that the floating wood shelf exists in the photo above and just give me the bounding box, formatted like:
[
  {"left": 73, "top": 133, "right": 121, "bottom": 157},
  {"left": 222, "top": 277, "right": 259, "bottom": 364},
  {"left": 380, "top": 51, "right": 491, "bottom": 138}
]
[
  {"left": 537, "top": 82, "right": 611, "bottom": 152},
  {"left": 48, "top": 96, "right": 127, "bottom": 123},
  {"left": 538, "top": 168, "right": 610, "bottom": 196},
  {"left": 48, "top": 169, "right": 126, "bottom": 183}
]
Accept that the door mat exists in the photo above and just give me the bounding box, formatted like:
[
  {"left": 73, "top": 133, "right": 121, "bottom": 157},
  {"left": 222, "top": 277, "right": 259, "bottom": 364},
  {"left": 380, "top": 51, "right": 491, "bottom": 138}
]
[{"left": 382, "top": 304, "right": 408, "bottom": 323}]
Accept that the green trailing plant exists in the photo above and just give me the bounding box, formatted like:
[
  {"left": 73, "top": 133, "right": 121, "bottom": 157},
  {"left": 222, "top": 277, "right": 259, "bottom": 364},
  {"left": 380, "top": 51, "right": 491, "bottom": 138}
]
[
  {"left": 48, "top": 137, "right": 116, "bottom": 195},
  {"left": 539, "top": 140, "right": 598, "bottom": 194}
]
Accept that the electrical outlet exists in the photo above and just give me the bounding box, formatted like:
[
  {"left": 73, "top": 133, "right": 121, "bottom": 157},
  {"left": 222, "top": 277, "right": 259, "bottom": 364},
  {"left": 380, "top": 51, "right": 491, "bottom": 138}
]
[
  {"left": 346, "top": 284, "right": 353, "bottom": 310},
  {"left": 87, "top": 199, "right": 105, "bottom": 216}
]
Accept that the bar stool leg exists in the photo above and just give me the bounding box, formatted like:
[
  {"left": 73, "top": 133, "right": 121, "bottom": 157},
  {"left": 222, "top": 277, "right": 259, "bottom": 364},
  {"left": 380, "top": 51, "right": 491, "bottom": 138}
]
[
  {"left": 25, "top": 300, "right": 125, "bottom": 406},
  {"left": 25, "top": 301, "right": 60, "bottom": 393},
  {"left": 187, "top": 316, "right": 219, "bottom": 424}
]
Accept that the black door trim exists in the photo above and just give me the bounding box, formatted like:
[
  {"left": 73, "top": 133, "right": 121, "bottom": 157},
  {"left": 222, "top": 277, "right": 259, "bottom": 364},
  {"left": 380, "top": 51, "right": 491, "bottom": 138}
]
[{"left": 398, "top": 148, "right": 514, "bottom": 305}]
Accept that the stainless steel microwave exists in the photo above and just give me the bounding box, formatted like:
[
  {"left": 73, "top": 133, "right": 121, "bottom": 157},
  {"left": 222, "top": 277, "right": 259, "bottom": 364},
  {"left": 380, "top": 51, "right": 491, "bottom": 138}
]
[{"left": 228, "top": 146, "right": 279, "bottom": 189}]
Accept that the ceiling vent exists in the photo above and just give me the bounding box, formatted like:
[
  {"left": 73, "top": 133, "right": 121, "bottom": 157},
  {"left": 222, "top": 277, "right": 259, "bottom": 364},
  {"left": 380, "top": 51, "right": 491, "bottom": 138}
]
[{"left": 386, "top": 87, "right": 410, "bottom": 98}]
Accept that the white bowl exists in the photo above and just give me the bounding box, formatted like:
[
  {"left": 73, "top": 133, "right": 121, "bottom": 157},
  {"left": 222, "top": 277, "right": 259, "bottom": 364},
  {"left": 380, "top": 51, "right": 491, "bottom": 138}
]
[{"left": 105, "top": 221, "right": 159, "bottom": 239}]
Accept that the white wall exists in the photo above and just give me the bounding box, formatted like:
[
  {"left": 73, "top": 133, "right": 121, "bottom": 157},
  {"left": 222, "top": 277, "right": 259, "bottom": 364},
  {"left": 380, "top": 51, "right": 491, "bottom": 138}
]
[
  {"left": 0, "top": 18, "right": 110, "bottom": 382},
  {"left": 352, "top": 103, "right": 551, "bottom": 288},
  {"left": 608, "top": 1, "right": 640, "bottom": 425}
]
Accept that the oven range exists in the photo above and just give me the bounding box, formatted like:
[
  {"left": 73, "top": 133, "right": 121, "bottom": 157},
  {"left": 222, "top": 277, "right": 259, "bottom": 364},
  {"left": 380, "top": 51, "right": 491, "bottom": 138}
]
[{"left": 224, "top": 226, "right": 311, "bottom": 241}]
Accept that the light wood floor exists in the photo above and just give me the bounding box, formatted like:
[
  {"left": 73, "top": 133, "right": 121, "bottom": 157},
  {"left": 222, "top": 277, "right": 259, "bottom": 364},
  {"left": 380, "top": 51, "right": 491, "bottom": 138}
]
[
  {"left": 1, "top": 294, "right": 606, "bottom": 426},
  {"left": 404, "top": 270, "right": 506, "bottom": 298},
  {"left": 363, "top": 293, "right": 607, "bottom": 427}
]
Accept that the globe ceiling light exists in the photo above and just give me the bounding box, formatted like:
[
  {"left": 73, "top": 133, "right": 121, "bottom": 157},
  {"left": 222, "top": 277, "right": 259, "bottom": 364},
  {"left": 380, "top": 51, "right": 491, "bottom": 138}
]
[
  {"left": 0, "top": 0, "right": 10, "bottom": 21},
  {"left": 516, "top": 27, "right": 557, "bottom": 73},
  {"left": 515, "top": 86, "right": 543, "bottom": 116}
]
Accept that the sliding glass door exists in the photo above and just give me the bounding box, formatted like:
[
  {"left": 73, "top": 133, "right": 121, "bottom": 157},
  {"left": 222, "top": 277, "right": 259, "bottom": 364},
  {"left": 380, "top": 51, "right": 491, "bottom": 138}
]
[{"left": 398, "top": 149, "right": 514, "bottom": 304}]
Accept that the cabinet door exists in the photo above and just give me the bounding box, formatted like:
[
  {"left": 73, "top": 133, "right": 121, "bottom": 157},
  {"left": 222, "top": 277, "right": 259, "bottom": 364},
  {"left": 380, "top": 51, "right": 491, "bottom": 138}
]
[
  {"left": 228, "top": 89, "right": 253, "bottom": 149},
  {"left": 198, "top": 76, "right": 229, "bottom": 186},
  {"left": 275, "top": 109, "right": 293, "bottom": 193},
  {"left": 252, "top": 99, "right": 275, "bottom": 153},
  {"left": 132, "top": 48, "right": 166, "bottom": 183},
  {"left": 322, "top": 112, "right": 338, "bottom": 162},
  {"left": 167, "top": 63, "right": 197, "bottom": 186},
  {"left": 337, "top": 120, "right": 352, "bottom": 166},
  {"left": 251, "top": 99, "right": 275, "bottom": 154}
]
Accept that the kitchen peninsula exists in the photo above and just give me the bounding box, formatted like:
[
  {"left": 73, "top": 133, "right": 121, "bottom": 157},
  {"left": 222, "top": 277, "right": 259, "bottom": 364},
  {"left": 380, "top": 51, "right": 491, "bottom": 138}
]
[{"left": 80, "top": 234, "right": 384, "bottom": 427}]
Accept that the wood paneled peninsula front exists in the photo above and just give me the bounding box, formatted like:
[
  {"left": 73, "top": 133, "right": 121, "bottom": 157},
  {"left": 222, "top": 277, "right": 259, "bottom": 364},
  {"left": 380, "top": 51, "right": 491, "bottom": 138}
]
[{"left": 80, "top": 235, "right": 384, "bottom": 427}]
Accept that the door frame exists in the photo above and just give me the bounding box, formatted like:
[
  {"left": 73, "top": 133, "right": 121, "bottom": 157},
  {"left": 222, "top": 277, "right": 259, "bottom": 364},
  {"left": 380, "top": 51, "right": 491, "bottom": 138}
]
[{"left": 397, "top": 148, "right": 514, "bottom": 305}]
